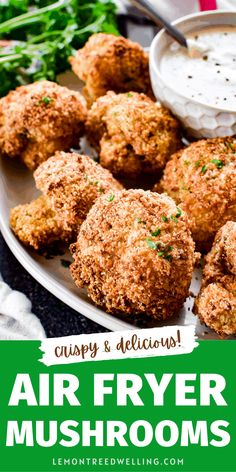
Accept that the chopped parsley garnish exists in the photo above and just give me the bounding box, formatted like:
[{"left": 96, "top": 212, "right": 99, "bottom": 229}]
[
  {"left": 226, "top": 142, "right": 235, "bottom": 151},
  {"left": 39, "top": 96, "right": 53, "bottom": 105},
  {"left": 127, "top": 92, "right": 133, "bottom": 97},
  {"left": 195, "top": 161, "right": 200, "bottom": 168},
  {"left": 151, "top": 228, "right": 161, "bottom": 237},
  {"left": 60, "top": 259, "right": 71, "bottom": 268},
  {"left": 107, "top": 194, "right": 115, "bottom": 202},
  {"left": 146, "top": 238, "right": 157, "bottom": 250},
  {"left": 201, "top": 165, "right": 207, "bottom": 174},
  {"left": 157, "top": 245, "right": 173, "bottom": 261},
  {"left": 211, "top": 159, "right": 224, "bottom": 169},
  {"left": 146, "top": 239, "right": 173, "bottom": 261},
  {"left": 161, "top": 215, "right": 168, "bottom": 222},
  {"left": 170, "top": 215, "right": 178, "bottom": 223},
  {"left": 170, "top": 207, "right": 182, "bottom": 223},
  {"left": 184, "top": 160, "right": 190, "bottom": 166},
  {"left": 176, "top": 207, "right": 182, "bottom": 218},
  {"left": 135, "top": 217, "right": 146, "bottom": 225}
]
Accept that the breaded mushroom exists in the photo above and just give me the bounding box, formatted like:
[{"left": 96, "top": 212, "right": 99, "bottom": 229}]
[
  {"left": 70, "top": 33, "right": 154, "bottom": 106},
  {"left": 156, "top": 137, "right": 236, "bottom": 249},
  {"left": 86, "top": 91, "right": 182, "bottom": 178},
  {"left": 194, "top": 222, "right": 236, "bottom": 336},
  {"left": 70, "top": 189, "right": 195, "bottom": 319},
  {"left": 0, "top": 80, "right": 87, "bottom": 170},
  {"left": 34, "top": 151, "right": 123, "bottom": 235},
  {"left": 10, "top": 195, "right": 71, "bottom": 250}
]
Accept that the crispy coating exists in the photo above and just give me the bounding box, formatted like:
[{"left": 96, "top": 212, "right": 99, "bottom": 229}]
[
  {"left": 194, "top": 222, "right": 236, "bottom": 336},
  {"left": 86, "top": 91, "right": 182, "bottom": 178},
  {"left": 69, "top": 33, "right": 154, "bottom": 106},
  {"left": 70, "top": 189, "right": 195, "bottom": 319},
  {"left": 0, "top": 80, "right": 87, "bottom": 170},
  {"left": 10, "top": 195, "right": 71, "bottom": 250},
  {"left": 156, "top": 137, "right": 236, "bottom": 248},
  {"left": 34, "top": 151, "right": 123, "bottom": 235}
]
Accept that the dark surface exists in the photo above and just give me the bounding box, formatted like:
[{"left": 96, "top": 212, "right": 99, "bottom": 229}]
[{"left": 0, "top": 233, "right": 108, "bottom": 337}]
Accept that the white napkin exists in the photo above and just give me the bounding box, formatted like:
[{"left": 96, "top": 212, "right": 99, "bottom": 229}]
[{"left": 0, "top": 275, "right": 46, "bottom": 340}]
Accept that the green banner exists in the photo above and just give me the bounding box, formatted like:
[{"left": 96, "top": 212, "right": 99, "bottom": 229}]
[{"left": 0, "top": 341, "right": 235, "bottom": 472}]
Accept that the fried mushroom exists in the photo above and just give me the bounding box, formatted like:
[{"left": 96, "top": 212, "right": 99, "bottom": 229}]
[
  {"left": 70, "top": 189, "right": 196, "bottom": 319},
  {"left": 10, "top": 195, "right": 71, "bottom": 250},
  {"left": 70, "top": 33, "right": 154, "bottom": 106},
  {"left": 156, "top": 137, "right": 236, "bottom": 249},
  {"left": 34, "top": 151, "right": 123, "bottom": 236},
  {"left": 194, "top": 221, "right": 236, "bottom": 336},
  {"left": 86, "top": 91, "right": 182, "bottom": 178},
  {"left": 0, "top": 80, "right": 87, "bottom": 170}
]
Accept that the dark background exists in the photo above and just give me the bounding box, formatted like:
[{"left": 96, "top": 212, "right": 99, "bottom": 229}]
[{"left": 0, "top": 233, "right": 108, "bottom": 337}]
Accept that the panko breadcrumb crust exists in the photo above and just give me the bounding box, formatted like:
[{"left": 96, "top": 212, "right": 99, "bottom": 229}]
[
  {"left": 10, "top": 195, "right": 71, "bottom": 250},
  {"left": 70, "top": 189, "right": 196, "bottom": 319},
  {"left": 69, "top": 33, "right": 154, "bottom": 106},
  {"left": 0, "top": 80, "right": 87, "bottom": 170},
  {"left": 156, "top": 137, "right": 236, "bottom": 249},
  {"left": 194, "top": 222, "right": 236, "bottom": 336},
  {"left": 34, "top": 151, "right": 123, "bottom": 235},
  {"left": 86, "top": 91, "right": 182, "bottom": 178}
]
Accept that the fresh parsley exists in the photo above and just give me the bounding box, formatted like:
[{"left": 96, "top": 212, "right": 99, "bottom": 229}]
[
  {"left": 151, "top": 228, "right": 161, "bottom": 237},
  {"left": 0, "top": 0, "right": 119, "bottom": 97},
  {"left": 161, "top": 215, "right": 168, "bottom": 222},
  {"left": 211, "top": 159, "right": 224, "bottom": 169},
  {"left": 107, "top": 193, "right": 115, "bottom": 202},
  {"left": 146, "top": 238, "right": 157, "bottom": 250}
]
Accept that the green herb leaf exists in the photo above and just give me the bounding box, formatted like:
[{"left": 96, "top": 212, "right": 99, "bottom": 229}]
[
  {"left": 39, "top": 96, "right": 53, "bottom": 105},
  {"left": 151, "top": 228, "right": 161, "bottom": 237},
  {"left": 175, "top": 207, "right": 182, "bottom": 218},
  {"left": 170, "top": 215, "right": 178, "bottom": 223},
  {"left": 146, "top": 238, "right": 157, "bottom": 250},
  {"left": 201, "top": 165, "right": 207, "bottom": 174},
  {"left": 211, "top": 159, "right": 224, "bottom": 169},
  {"left": 107, "top": 193, "right": 115, "bottom": 202},
  {"left": 164, "top": 254, "right": 173, "bottom": 261},
  {"left": 161, "top": 215, "right": 168, "bottom": 222},
  {"left": 226, "top": 142, "right": 235, "bottom": 151}
]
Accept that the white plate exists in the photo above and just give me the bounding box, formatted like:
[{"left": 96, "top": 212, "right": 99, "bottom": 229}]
[{"left": 0, "top": 72, "right": 220, "bottom": 338}]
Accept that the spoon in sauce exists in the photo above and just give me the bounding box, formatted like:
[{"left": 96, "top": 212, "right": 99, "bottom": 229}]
[{"left": 130, "top": 0, "right": 210, "bottom": 57}]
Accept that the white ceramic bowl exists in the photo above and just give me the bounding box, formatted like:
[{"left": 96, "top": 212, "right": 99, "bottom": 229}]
[{"left": 150, "top": 10, "right": 236, "bottom": 139}]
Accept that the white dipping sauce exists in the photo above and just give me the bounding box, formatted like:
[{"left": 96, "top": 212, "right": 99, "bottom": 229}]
[{"left": 161, "top": 26, "right": 236, "bottom": 110}]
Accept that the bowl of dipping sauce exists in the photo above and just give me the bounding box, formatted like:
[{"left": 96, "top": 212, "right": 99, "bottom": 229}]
[{"left": 150, "top": 11, "right": 236, "bottom": 138}]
